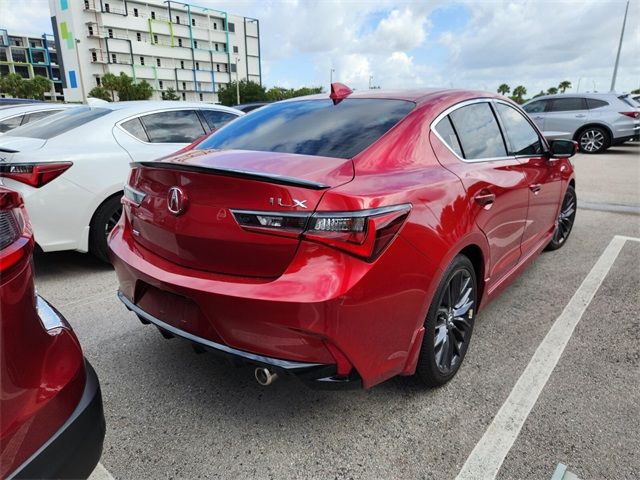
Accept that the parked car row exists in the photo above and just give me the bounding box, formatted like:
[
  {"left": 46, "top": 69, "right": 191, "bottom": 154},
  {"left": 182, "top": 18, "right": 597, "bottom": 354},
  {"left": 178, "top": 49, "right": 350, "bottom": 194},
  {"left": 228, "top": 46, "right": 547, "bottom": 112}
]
[{"left": 1, "top": 86, "right": 579, "bottom": 477}]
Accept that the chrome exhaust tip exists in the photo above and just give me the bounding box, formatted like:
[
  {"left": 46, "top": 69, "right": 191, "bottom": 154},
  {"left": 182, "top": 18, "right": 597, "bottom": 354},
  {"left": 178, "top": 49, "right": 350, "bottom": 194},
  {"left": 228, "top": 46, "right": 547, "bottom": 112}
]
[{"left": 254, "top": 367, "right": 278, "bottom": 386}]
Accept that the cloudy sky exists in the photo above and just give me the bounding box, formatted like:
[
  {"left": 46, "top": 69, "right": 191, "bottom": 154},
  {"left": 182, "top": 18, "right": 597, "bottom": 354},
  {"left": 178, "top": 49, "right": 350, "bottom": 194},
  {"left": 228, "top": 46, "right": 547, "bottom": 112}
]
[{"left": 2, "top": 0, "right": 639, "bottom": 95}]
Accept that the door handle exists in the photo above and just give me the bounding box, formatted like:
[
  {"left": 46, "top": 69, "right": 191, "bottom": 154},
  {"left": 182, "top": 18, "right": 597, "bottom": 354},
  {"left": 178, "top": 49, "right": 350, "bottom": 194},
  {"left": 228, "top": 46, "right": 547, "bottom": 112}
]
[
  {"left": 574, "top": 114, "right": 586, "bottom": 118},
  {"left": 530, "top": 184, "right": 542, "bottom": 194},
  {"left": 474, "top": 190, "right": 496, "bottom": 209}
]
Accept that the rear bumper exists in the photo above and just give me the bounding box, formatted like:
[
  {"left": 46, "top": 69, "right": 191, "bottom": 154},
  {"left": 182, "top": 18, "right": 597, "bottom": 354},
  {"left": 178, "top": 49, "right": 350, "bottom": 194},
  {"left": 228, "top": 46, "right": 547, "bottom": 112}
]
[
  {"left": 117, "top": 291, "right": 361, "bottom": 389},
  {"left": 9, "top": 360, "right": 105, "bottom": 479}
]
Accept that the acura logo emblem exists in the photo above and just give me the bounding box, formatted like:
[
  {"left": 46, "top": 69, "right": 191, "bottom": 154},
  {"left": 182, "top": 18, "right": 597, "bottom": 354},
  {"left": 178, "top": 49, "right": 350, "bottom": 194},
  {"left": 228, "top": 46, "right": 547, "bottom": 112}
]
[{"left": 167, "top": 187, "right": 187, "bottom": 215}]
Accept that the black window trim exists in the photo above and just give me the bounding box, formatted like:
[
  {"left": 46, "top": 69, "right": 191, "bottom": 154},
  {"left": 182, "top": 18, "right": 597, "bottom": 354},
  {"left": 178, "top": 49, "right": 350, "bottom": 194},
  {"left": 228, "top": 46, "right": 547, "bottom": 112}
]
[
  {"left": 116, "top": 108, "right": 208, "bottom": 144},
  {"left": 431, "top": 98, "right": 532, "bottom": 163}
]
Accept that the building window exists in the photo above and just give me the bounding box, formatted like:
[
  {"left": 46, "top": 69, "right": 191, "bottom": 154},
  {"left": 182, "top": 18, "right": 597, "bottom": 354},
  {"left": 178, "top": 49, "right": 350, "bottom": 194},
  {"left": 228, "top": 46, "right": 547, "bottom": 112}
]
[
  {"left": 199, "top": 93, "right": 203, "bottom": 101},
  {"left": 195, "top": 62, "right": 199, "bottom": 70},
  {"left": 193, "top": 40, "right": 198, "bottom": 48},
  {"left": 139, "top": 56, "right": 144, "bottom": 65},
  {"left": 214, "top": 43, "right": 219, "bottom": 51},
  {"left": 178, "top": 38, "right": 182, "bottom": 47},
  {"left": 136, "top": 32, "right": 141, "bottom": 41},
  {"left": 108, "top": 29, "right": 114, "bottom": 38},
  {"left": 133, "top": 8, "right": 138, "bottom": 17},
  {"left": 213, "top": 22, "right": 217, "bottom": 30},
  {"left": 224, "top": 63, "right": 228, "bottom": 72},
  {"left": 230, "top": 63, "right": 236, "bottom": 73},
  {"left": 96, "top": 77, "right": 101, "bottom": 86},
  {"left": 182, "top": 81, "right": 186, "bottom": 90},
  {"left": 91, "top": 51, "right": 97, "bottom": 62},
  {"left": 151, "top": 11, "right": 155, "bottom": 19},
  {"left": 228, "top": 22, "right": 235, "bottom": 33},
  {"left": 191, "top": 18, "right": 196, "bottom": 26},
  {"left": 233, "top": 46, "right": 238, "bottom": 53},
  {"left": 159, "top": 80, "right": 163, "bottom": 89},
  {"left": 104, "top": 3, "right": 110, "bottom": 12},
  {"left": 111, "top": 53, "right": 117, "bottom": 63},
  {"left": 180, "top": 60, "right": 184, "bottom": 69},
  {"left": 156, "top": 58, "right": 161, "bottom": 67},
  {"left": 153, "top": 34, "right": 158, "bottom": 44},
  {"left": 88, "top": 25, "right": 94, "bottom": 35},
  {"left": 175, "top": 16, "right": 180, "bottom": 24},
  {"left": 84, "top": 0, "right": 89, "bottom": 9},
  {"left": 182, "top": 92, "right": 186, "bottom": 100},
  {"left": 216, "top": 64, "right": 220, "bottom": 72}
]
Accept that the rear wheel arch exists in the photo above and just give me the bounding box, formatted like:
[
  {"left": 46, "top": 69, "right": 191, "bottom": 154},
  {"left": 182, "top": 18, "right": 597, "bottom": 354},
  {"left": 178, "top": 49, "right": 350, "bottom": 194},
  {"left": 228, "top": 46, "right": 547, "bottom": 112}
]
[
  {"left": 573, "top": 123, "right": 612, "bottom": 142},
  {"left": 458, "top": 244, "right": 485, "bottom": 310}
]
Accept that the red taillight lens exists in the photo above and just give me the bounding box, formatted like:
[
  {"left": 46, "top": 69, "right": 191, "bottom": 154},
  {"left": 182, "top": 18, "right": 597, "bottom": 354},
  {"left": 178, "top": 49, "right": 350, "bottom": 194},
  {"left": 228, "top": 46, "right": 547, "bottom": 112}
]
[
  {"left": 0, "top": 188, "right": 30, "bottom": 272},
  {"left": 0, "top": 162, "right": 72, "bottom": 188},
  {"left": 231, "top": 204, "right": 411, "bottom": 261},
  {"left": 620, "top": 111, "right": 640, "bottom": 119}
]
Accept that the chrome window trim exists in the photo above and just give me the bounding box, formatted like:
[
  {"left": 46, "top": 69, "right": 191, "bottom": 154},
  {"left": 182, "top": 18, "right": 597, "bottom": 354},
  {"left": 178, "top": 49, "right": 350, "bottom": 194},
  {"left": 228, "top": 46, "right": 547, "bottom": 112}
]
[{"left": 430, "top": 98, "right": 545, "bottom": 163}]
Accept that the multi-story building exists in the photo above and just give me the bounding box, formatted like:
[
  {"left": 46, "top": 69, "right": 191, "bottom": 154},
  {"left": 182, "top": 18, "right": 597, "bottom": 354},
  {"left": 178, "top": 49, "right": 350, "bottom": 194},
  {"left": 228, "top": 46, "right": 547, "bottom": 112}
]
[
  {"left": 0, "top": 29, "right": 65, "bottom": 101},
  {"left": 48, "top": 0, "right": 261, "bottom": 103}
]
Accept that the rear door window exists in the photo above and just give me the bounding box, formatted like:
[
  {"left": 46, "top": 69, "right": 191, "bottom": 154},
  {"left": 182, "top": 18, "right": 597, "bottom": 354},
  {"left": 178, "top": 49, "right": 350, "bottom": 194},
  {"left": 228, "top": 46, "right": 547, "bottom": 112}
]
[
  {"left": 448, "top": 102, "right": 507, "bottom": 160},
  {"left": 200, "top": 110, "right": 239, "bottom": 131},
  {"left": 121, "top": 117, "right": 149, "bottom": 142},
  {"left": 139, "top": 110, "right": 206, "bottom": 143},
  {"left": 523, "top": 100, "right": 548, "bottom": 114},
  {"left": 495, "top": 103, "right": 543, "bottom": 156},
  {"left": 0, "top": 114, "right": 25, "bottom": 133},
  {"left": 197, "top": 99, "right": 415, "bottom": 159},
  {"left": 549, "top": 97, "right": 588, "bottom": 112},
  {"left": 586, "top": 98, "right": 609, "bottom": 109}
]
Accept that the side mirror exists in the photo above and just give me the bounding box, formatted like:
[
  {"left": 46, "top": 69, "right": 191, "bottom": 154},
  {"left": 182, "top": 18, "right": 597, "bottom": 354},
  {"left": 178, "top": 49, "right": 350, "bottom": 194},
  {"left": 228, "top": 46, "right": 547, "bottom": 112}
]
[{"left": 549, "top": 139, "right": 578, "bottom": 159}]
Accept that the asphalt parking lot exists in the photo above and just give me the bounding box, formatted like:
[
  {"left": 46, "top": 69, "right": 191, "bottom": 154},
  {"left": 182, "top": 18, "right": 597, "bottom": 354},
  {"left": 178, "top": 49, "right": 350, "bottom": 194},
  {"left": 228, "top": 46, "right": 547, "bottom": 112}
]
[{"left": 34, "top": 143, "right": 639, "bottom": 480}]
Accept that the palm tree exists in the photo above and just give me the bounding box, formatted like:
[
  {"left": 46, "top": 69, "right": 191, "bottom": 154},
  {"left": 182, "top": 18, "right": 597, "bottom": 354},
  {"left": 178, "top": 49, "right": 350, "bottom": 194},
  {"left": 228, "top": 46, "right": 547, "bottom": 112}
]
[
  {"left": 512, "top": 85, "right": 527, "bottom": 104},
  {"left": 497, "top": 83, "right": 510, "bottom": 96},
  {"left": 547, "top": 87, "right": 559, "bottom": 95},
  {"left": 558, "top": 80, "right": 572, "bottom": 93}
]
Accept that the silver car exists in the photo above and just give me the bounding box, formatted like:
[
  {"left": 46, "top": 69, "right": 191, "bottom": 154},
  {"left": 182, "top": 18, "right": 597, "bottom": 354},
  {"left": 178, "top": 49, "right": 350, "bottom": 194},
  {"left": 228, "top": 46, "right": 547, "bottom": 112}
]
[{"left": 523, "top": 93, "right": 640, "bottom": 153}]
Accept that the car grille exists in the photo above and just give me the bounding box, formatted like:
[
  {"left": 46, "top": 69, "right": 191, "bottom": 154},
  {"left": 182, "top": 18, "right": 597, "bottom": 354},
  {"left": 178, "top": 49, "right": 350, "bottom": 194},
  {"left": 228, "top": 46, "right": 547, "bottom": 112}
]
[{"left": 0, "top": 211, "right": 20, "bottom": 250}]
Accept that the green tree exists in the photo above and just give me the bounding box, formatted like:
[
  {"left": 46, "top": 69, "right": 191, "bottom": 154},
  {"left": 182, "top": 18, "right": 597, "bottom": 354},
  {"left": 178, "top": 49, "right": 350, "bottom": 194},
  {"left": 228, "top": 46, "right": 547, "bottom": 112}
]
[
  {"left": 0, "top": 73, "right": 27, "bottom": 98},
  {"left": 99, "top": 73, "right": 153, "bottom": 101},
  {"left": 546, "top": 87, "right": 559, "bottom": 95},
  {"left": 88, "top": 86, "right": 112, "bottom": 101},
  {"left": 217, "top": 80, "right": 267, "bottom": 106},
  {"left": 101, "top": 73, "right": 118, "bottom": 101},
  {"left": 511, "top": 85, "right": 527, "bottom": 104},
  {"left": 558, "top": 80, "right": 572, "bottom": 93},
  {"left": 161, "top": 87, "right": 180, "bottom": 100},
  {"left": 265, "top": 86, "right": 322, "bottom": 101},
  {"left": 130, "top": 79, "right": 153, "bottom": 100},
  {"left": 497, "top": 83, "right": 510, "bottom": 96},
  {"left": 24, "top": 76, "right": 52, "bottom": 100},
  {"left": 631, "top": 88, "right": 640, "bottom": 94}
]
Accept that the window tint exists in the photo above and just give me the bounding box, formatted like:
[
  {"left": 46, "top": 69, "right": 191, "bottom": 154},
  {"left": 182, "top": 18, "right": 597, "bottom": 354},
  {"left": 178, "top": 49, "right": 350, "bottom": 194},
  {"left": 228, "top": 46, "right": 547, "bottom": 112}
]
[
  {"left": 434, "top": 116, "right": 463, "bottom": 157},
  {"left": 197, "top": 99, "right": 414, "bottom": 159},
  {"left": 448, "top": 103, "right": 507, "bottom": 160},
  {"left": 549, "top": 97, "right": 587, "bottom": 112},
  {"left": 523, "top": 100, "right": 547, "bottom": 113},
  {"left": 121, "top": 117, "right": 149, "bottom": 141},
  {"left": 618, "top": 95, "right": 638, "bottom": 108},
  {"left": 495, "top": 103, "right": 542, "bottom": 156},
  {"left": 0, "top": 115, "right": 24, "bottom": 133},
  {"left": 140, "top": 110, "right": 205, "bottom": 143},
  {"left": 24, "top": 110, "right": 62, "bottom": 123},
  {"left": 5, "top": 107, "right": 111, "bottom": 139},
  {"left": 200, "top": 110, "right": 238, "bottom": 131},
  {"left": 587, "top": 98, "right": 609, "bottom": 109}
]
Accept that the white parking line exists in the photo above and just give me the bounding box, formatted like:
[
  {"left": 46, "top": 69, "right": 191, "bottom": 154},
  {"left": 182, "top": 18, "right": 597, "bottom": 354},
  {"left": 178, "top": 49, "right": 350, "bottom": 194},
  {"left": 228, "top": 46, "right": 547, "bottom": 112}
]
[
  {"left": 456, "top": 235, "right": 638, "bottom": 480},
  {"left": 88, "top": 462, "right": 116, "bottom": 480}
]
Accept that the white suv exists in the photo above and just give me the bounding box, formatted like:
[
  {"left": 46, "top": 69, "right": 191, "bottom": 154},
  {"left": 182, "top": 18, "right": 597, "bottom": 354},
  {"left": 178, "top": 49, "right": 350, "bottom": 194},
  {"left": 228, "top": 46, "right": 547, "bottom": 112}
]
[{"left": 0, "top": 101, "right": 242, "bottom": 261}]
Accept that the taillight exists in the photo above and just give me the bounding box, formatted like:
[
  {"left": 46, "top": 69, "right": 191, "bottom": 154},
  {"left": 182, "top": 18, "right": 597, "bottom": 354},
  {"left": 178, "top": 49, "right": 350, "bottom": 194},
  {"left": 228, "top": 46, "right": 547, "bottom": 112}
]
[
  {"left": 231, "top": 204, "right": 412, "bottom": 261},
  {"left": 0, "top": 188, "right": 31, "bottom": 272},
  {"left": 620, "top": 111, "right": 640, "bottom": 119},
  {"left": 0, "top": 162, "right": 72, "bottom": 188}
]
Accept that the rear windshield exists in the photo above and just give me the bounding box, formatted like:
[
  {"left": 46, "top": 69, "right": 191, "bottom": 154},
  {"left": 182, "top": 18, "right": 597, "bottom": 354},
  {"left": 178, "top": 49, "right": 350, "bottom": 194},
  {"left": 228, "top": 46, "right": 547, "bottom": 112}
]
[
  {"left": 5, "top": 107, "right": 111, "bottom": 139},
  {"left": 196, "top": 98, "right": 415, "bottom": 159},
  {"left": 619, "top": 95, "right": 640, "bottom": 108}
]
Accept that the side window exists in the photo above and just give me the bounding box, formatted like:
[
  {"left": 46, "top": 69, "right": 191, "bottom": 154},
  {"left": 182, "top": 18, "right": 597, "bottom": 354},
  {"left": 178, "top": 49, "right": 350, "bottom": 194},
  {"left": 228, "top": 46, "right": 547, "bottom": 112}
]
[
  {"left": 449, "top": 102, "right": 507, "bottom": 160},
  {"left": 523, "top": 101, "right": 547, "bottom": 114},
  {"left": 434, "top": 116, "right": 463, "bottom": 157},
  {"left": 0, "top": 115, "right": 25, "bottom": 133},
  {"left": 587, "top": 98, "right": 608, "bottom": 109},
  {"left": 549, "top": 97, "right": 587, "bottom": 112},
  {"left": 24, "top": 110, "right": 62, "bottom": 124},
  {"left": 121, "top": 117, "right": 149, "bottom": 142},
  {"left": 139, "top": 110, "right": 206, "bottom": 143},
  {"left": 495, "top": 103, "right": 542, "bottom": 156},
  {"left": 200, "top": 110, "right": 239, "bottom": 131}
]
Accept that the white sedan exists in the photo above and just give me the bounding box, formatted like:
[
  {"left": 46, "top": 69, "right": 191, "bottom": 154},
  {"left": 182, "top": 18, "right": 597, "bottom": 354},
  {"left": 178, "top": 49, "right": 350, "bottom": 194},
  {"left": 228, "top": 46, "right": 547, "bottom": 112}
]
[
  {"left": 0, "top": 103, "right": 77, "bottom": 134},
  {"left": 0, "top": 100, "right": 242, "bottom": 261}
]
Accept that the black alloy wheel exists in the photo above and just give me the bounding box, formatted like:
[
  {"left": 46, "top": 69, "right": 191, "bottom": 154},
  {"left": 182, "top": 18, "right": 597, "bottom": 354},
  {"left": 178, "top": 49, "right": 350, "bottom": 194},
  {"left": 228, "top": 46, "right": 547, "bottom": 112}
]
[
  {"left": 546, "top": 185, "right": 576, "bottom": 251},
  {"left": 89, "top": 195, "right": 123, "bottom": 263}
]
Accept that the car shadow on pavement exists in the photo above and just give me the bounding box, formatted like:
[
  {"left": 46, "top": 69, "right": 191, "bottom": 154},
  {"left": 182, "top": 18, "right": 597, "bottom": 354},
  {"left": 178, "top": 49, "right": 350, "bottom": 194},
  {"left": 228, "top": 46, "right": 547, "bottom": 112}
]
[{"left": 34, "top": 250, "right": 113, "bottom": 280}]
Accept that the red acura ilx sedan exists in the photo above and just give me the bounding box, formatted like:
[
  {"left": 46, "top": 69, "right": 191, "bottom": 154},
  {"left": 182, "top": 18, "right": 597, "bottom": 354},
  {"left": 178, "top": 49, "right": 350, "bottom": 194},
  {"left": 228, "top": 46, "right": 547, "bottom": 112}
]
[
  {"left": 0, "top": 187, "right": 105, "bottom": 478},
  {"left": 109, "top": 85, "right": 577, "bottom": 389}
]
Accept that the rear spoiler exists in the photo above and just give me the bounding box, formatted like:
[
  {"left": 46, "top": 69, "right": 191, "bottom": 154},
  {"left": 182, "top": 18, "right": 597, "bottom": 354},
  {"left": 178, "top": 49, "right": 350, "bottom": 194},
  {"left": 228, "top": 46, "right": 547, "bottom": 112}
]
[{"left": 131, "top": 161, "right": 331, "bottom": 190}]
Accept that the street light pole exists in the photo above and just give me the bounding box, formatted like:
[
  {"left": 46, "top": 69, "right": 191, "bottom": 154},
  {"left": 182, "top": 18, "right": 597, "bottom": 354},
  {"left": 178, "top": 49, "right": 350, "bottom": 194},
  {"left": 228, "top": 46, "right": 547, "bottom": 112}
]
[
  {"left": 330, "top": 68, "right": 335, "bottom": 84},
  {"left": 369, "top": 75, "right": 373, "bottom": 90},
  {"left": 74, "top": 39, "right": 86, "bottom": 103},
  {"left": 235, "top": 56, "right": 240, "bottom": 105},
  {"left": 610, "top": 0, "right": 629, "bottom": 92}
]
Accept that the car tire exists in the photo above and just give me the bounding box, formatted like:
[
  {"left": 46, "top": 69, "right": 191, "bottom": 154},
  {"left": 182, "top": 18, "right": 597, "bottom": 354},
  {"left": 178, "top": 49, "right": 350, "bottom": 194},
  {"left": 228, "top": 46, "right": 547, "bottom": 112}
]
[
  {"left": 545, "top": 185, "right": 577, "bottom": 251},
  {"left": 89, "top": 194, "right": 123, "bottom": 263},
  {"left": 577, "top": 127, "right": 610, "bottom": 154},
  {"left": 415, "top": 254, "right": 477, "bottom": 387}
]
